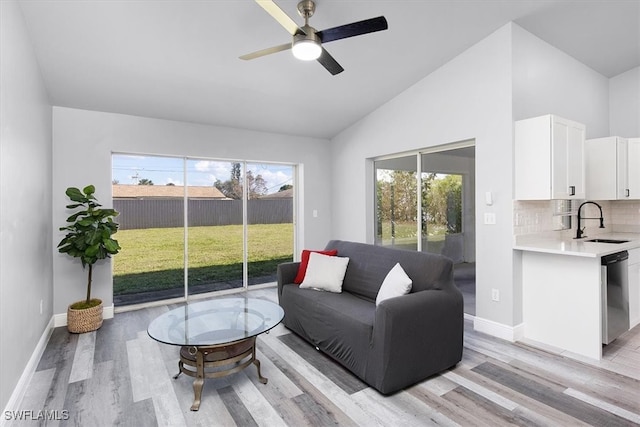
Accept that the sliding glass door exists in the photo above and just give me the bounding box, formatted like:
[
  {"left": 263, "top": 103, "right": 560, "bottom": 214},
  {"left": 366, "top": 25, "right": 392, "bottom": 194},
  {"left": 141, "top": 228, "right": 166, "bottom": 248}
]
[
  {"left": 421, "top": 170, "right": 463, "bottom": 259},
  {"left": 112, "top": 154, "right": 295, "bottom": 306},
  {"left": 374, "top": 156, "right": 418, "bottom": 250},
  {"left": 112, "top": 154, "right": 186, "bottom": 305},
  {"left": 246, "top": 163, "right": 295, "bottom": 287},
  {"left": 186, "top": 159, "right": 244, "bottom": 296},
  {"left": 373, "top": 146, "right": 472, "bottom": 261}
]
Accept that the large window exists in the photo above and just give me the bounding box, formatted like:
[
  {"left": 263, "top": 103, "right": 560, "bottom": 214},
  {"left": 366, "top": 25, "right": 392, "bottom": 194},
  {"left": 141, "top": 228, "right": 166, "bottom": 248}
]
[{"left": 112, "top": 154, "right": 295, "bottom": 306}]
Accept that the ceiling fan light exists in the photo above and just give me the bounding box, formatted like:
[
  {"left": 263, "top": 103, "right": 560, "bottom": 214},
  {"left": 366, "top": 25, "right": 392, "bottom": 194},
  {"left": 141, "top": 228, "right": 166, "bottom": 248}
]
[{"left": 292, "top": 34, "right": 321, "bottom": 61}]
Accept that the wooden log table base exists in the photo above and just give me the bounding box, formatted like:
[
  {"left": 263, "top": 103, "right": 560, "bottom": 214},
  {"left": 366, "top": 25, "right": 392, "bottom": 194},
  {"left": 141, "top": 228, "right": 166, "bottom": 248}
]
[{"left": 173, "top": 336, "right": 267, "bottom": 411}]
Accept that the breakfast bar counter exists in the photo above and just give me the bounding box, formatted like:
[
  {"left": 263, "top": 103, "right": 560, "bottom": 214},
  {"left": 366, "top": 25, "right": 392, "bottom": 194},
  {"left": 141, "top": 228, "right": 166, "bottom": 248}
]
[{"left": 514, "top": 232, "right": 640, "bottom": 361}]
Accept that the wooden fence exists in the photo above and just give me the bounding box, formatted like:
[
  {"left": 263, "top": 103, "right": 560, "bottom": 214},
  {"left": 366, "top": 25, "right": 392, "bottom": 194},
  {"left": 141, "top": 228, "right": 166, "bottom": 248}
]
[{"left": 114, "top": 199, "right": 293, "bottom": 230}]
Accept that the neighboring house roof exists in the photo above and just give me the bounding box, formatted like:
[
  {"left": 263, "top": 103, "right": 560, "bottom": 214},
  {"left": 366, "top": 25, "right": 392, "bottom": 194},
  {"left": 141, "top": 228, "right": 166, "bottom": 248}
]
[
  {"left": 258, "top": 188, "right": 293, "bottom": 199},
  {"left": 113, "top": 184, "right": 228, "bottom": 199}
]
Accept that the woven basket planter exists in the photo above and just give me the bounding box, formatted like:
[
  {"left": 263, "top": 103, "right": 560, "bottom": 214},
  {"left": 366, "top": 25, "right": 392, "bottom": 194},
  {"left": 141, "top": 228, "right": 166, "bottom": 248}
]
[{"left": 67, "top": 300, "right": 103, "bottom": 333}]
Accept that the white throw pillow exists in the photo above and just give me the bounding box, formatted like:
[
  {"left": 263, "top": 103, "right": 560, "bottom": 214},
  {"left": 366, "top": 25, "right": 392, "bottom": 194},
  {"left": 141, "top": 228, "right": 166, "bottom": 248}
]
[
  {"left": 300, "top": 252, "right": 350, "bottom": 293},
  {"left": 376, "top": 263, "right": 413, "bottom": 306}
]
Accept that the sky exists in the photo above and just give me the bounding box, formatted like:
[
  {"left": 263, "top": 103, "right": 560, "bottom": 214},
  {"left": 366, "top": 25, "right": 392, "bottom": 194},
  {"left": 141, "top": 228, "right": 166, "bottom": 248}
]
[{"left": 112, "top": 154, "right": 294, "bottom": 194}]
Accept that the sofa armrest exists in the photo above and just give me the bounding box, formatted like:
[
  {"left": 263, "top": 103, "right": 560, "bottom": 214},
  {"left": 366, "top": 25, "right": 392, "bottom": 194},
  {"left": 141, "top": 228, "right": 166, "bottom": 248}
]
[
  {"left": 277, "top": 261, "right": 300, "bottom": 297},
  {"left": 367, "top": 288, "right": 464, "bottom": 394}
]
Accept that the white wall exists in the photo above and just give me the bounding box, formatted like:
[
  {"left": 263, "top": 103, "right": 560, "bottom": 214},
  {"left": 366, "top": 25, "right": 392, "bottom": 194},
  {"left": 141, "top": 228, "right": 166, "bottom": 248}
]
[
  {"left": 610, "top": 66, "right": 640, "bottom": 137},
  {"left": 52, "top": 107, "right": 332, "bottom": 315},
  {"left": 512, "top": 25, "right": 610, "bottom": 139},
  {"left": 332, "top": 24, "right": 515, "bottom": 326},
  {"left": 0, "top": 0, "right": 53, "bottom": 412}
]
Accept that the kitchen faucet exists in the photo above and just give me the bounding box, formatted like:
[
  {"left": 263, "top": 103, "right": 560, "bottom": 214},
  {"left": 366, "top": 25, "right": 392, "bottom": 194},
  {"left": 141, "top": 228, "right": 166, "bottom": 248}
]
[{"left": 575, "top": 201, "right": 605, "bottom": 239}]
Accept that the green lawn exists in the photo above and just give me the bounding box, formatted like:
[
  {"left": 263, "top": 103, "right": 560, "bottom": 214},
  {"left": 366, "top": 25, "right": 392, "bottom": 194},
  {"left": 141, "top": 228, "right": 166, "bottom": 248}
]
[{"left": 113, "top": 224, "right": 293, "bottom": 295}]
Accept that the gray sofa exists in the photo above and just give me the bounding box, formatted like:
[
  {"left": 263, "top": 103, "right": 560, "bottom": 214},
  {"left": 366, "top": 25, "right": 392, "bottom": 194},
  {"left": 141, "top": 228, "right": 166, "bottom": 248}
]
[{"left": 277, "top": 240, "right": 464, "bottom": 395}]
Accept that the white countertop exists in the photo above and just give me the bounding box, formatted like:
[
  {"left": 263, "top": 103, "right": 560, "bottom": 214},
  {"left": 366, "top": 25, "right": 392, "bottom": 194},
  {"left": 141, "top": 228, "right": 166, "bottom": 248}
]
[{"left": 514, "top": 232, "right": 640, "bottom": 257}]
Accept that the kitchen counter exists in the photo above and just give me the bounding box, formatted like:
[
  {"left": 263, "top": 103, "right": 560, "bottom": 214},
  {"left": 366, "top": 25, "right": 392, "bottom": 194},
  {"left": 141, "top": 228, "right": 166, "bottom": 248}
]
[
  {"left": 514, "top": 232, "right": 640, "bottom": 257},
  {"left": 514, "top": 232, "right": 640, "bottom": 361}
]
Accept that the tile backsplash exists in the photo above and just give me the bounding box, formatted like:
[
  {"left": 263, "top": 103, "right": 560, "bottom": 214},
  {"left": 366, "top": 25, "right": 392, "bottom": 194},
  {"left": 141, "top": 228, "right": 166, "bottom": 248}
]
[
  {"left": 609, "top": 200, "right": 640, "bottom": 226},
  {"left": 513, "top": 200, "right": 640, "bottom": 236}
]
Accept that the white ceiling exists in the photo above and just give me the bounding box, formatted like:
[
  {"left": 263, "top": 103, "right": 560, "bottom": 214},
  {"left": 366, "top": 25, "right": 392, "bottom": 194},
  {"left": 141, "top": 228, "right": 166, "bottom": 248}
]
[{"left": 18, "top": 0, "right": 640, "bottom": 139}]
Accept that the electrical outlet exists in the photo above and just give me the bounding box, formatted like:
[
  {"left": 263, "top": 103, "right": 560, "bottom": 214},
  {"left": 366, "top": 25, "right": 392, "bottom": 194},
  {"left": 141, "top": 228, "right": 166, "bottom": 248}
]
[
  {"left": 491, "top": 289, "right": 500, "bottom": 302},
  {"left": 484, "top": 213, "right": 496, "bottom": 225},
  {"left": 40, "top": 299, "right": 43, "bottom": 314}
]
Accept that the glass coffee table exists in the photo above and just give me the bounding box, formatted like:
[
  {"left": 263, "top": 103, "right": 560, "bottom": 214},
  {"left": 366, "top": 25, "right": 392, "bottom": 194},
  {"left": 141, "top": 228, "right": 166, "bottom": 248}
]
[{"left": 147, "top": 297, "right": 284, "bottom": 411}]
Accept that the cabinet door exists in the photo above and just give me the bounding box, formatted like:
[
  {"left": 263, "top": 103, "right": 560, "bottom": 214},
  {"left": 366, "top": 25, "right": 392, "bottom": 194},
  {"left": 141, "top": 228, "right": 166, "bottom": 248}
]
[
  {"left": 514, "top": 115, "right": 552, "bottom": 200},
  {"left": 552, "top": 118, "right": 585, "bottom": 199},
  {"left": 629, "top": 138, "right": 640, "bottom": 199},
  {"left": 585, "top": 137, "right": 617, "bottom": 200},
  {"left": 566, "top": 124, "right": 586, "bottom": 199},
  {"left": 629, "top": 249, "right": 640, "bottom": 328},
  {"left": 616, "top": 138, "right": 629, "bottom": 199}
]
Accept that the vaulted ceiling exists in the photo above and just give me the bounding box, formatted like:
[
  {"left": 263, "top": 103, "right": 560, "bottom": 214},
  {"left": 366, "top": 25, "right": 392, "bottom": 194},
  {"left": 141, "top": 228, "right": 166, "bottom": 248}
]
[{"left": 19, "top": 0, "right": 640, "bottom": 139}]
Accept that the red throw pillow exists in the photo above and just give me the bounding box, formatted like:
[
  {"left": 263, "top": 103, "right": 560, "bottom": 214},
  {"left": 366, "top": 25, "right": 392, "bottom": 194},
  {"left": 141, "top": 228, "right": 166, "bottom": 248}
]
[{"left": 294, "top": 249, "right": 338, "bottom": 284}]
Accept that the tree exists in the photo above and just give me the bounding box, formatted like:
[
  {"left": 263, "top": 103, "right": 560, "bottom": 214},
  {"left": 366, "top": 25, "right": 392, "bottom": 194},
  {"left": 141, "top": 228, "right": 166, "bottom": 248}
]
[
  {"left": 246, "top": 171, "right": 267, "bottom": 199},
  {"left": 166, "top": 182, "right": 175, "bottom": 186},
  {"left": 279, "top": 184, "right": 293, "bottom": 192},
  {"left": 231, "top": 163, "right": 241, "bottom": 182},
  {"left": 424, "top": 174, "right": 462, "bottom": 234},
  {"left": 112, "top": 179, "right": 119, "bottom": 185},
  {"left": 376, "top": 171, "right": 462, "bottom": 240},
  {"left": 215, "top": 163, "right": 243, "bottom": 199},
  {"left": 215, "top": 163, "right": 268, "bottom": 199},
  {"left": 138, "top": 178, "right": 154, "bottom": 185},
  {"left": 376, "top": 170, "right": 417, "bottom": 223}
]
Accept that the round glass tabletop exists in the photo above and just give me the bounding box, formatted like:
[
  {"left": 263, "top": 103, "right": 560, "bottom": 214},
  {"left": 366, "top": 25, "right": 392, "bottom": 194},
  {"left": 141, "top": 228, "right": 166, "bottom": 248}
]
[{"left": 147, "top": 297, "right": 284, "bottom": 347}]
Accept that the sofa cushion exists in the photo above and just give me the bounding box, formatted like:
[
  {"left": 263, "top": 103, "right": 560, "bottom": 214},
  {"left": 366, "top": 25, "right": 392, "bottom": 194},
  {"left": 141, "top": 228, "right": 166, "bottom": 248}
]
[
  {"left": 294, "top": 249, "right": 338, "bottom": 284},
  {"left": 300, "top": 252, "right": 349, "bottom": 293},
  {"left": 280, "top": 285, "right": 375, "bottom": 378},
  {"left": 376, "top": 262, "right": 412, "bottom": 305}
]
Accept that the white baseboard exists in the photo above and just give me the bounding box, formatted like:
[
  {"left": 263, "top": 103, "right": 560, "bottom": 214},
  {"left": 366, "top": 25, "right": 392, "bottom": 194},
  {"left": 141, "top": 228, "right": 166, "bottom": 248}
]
[
  {"left": 1, "top": 316, "right": 54, "bottom": 425},
  {"left": 53, "top": 303, "right": 114, "bottom": 328},
  {"left": 473, "top": 316, "right": 524, "bottom": 342}
]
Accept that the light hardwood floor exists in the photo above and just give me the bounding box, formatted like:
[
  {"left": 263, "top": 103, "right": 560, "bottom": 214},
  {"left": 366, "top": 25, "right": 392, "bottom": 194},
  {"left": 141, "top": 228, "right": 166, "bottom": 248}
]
[{"left": 11, "top": 287, "right": 640, "bottom": 426}]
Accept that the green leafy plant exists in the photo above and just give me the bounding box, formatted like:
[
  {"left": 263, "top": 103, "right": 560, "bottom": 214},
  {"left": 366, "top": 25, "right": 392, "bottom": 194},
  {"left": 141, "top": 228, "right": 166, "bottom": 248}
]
[{"left": 58, "top": 185, "right": 121, "bottom": 308}]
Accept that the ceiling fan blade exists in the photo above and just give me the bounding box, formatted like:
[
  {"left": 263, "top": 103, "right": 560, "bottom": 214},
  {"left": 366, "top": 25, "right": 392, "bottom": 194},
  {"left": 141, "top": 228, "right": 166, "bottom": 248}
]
[
  {"left": 255, "top": 0, "right": 301, "bottom": 36},
  {"left": 239, "top": 43, "right": 291, "bottom": 60},
  {"left": 317, "top": 48, "right": 344, "bottom": 75},
  {"left": 317, "top": 16, "right": 388, "bottom": 44}
]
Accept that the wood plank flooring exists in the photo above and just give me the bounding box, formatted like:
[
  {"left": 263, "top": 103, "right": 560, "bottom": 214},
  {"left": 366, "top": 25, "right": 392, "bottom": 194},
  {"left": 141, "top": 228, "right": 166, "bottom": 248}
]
[{"left": 10, "top": 287, "right": 640, "bottom": 427}]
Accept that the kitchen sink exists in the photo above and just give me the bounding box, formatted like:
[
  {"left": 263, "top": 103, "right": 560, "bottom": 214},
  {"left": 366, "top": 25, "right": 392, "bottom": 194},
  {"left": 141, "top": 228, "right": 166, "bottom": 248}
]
[{"left": 585, "top": 238, "right": 629, "bottom": 244}]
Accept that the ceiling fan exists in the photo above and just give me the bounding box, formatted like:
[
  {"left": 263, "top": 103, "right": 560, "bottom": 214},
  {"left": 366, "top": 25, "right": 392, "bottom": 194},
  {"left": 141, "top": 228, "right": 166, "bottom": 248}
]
[{"left": 240, "top": 0, "right": 388, "bottom": 75}]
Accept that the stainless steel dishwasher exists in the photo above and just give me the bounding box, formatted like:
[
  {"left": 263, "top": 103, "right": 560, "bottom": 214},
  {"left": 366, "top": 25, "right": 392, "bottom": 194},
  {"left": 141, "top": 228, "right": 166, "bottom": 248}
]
[{"left": 601, "top": 251, "right": 629, "bottom": 345}]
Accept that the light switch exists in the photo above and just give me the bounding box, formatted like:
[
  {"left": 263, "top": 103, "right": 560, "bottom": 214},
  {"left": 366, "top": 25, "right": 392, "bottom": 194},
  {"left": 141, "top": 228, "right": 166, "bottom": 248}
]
[
  {"left": 312, "top": 209, "right": 318, "bottom": 218},
  {"left": 485, "top": 191, "right": 493, "bottom": 206},
  {"left": 484, "top": 212, "right": 496, "bottom": 225}
]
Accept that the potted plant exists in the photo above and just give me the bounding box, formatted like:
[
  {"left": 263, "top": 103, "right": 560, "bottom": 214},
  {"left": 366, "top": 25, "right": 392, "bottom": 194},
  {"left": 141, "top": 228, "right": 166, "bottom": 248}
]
[{"left": 58, "top": 185, "right": 121, "bottom": 333}]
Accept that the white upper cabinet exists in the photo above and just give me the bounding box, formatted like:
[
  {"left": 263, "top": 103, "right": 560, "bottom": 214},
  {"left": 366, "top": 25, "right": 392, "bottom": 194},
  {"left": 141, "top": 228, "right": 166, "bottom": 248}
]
[
  {"left": 515, "top": 115, "right": 586, "bottom": 200},
  {"left": 586, "top": 136, "right": 640, "bottom": 200}
]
